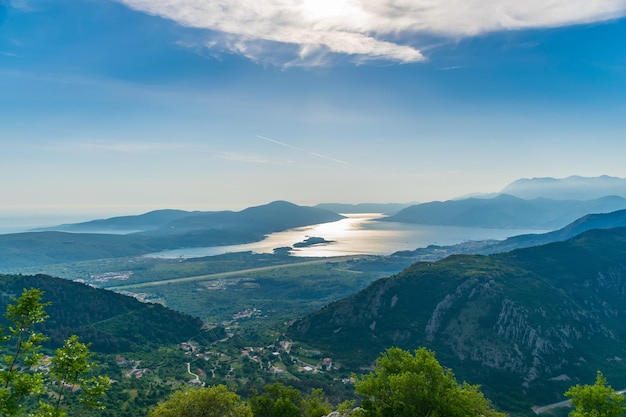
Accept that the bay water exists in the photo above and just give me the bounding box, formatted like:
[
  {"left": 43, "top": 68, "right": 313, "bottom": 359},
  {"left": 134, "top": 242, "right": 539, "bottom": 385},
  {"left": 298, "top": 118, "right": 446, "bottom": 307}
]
[{"left": 146, "top": 213, "right": 547, "bottom": 259}]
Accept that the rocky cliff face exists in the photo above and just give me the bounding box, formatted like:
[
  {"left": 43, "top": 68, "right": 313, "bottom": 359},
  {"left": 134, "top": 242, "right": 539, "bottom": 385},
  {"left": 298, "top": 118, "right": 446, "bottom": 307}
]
[{"left": 290, "top": 228, "right": 626, "bottom": 414}]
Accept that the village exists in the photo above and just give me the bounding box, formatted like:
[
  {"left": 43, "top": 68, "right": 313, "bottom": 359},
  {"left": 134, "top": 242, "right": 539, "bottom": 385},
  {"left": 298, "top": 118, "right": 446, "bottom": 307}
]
[{"left": 112, "top": 305, "right": 352, "bottom": 389}]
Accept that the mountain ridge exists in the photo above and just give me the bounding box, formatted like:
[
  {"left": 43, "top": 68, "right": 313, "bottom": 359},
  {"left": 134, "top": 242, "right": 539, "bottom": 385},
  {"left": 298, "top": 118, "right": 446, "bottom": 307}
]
[
  {"left": 481, "top": 208, "right": 626, "bottom": 253},
  {"left": 383, "top": 194, "right": 626, "bottom": 229},
  {"left": 35, "top": 201, "right": 343, "bottom": 235},
  {"left": 500, "top": 175, "right": 626, "bottom": 200},
  {"left": 289, "top": 226, "right": 626, "bottom": 414},
  {"left": 0, "top": 201, "right": 344, "bottom": 269}
]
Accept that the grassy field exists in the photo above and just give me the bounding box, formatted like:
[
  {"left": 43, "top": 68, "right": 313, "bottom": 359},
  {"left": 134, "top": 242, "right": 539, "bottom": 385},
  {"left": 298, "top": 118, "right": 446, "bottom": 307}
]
[
  {"left": 11, "top": 251, "right": 402, "bottom": 327},
  {"left": 105, "top": 256, "right": 393, "bottom": 325}
]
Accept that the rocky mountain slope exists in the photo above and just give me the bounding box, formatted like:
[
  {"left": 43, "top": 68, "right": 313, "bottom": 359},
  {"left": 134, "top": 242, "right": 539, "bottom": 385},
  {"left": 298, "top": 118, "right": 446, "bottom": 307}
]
[{"left": 290, "top": 226, "right": 626, "bottom": 414}]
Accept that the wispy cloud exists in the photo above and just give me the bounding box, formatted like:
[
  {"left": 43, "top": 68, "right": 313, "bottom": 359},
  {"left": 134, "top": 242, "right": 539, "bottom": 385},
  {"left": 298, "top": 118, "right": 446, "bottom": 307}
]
[
  {"left": 116, "top": 0, "right": 626, "bottom": 65},
  {"left": 256, "top": 135, "right": 350, "bottom": 166},
  {"left": 49, "top": 141, "right": 194, "bottom": 154},
  {"left": 8, "top": 0, "right": 43, "bottom": 13}
]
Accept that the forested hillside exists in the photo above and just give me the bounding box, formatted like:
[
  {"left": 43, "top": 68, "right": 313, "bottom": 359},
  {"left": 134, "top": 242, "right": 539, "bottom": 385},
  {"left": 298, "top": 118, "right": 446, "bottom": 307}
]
[{"left": 0, "top": 274, "right": 224, "bottom": 352}]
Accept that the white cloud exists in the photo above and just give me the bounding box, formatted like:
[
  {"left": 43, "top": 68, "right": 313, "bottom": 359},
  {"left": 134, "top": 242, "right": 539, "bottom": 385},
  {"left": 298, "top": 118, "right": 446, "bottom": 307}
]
[{"left": 117, "top": 0, "right": 626, "bottom": 65}]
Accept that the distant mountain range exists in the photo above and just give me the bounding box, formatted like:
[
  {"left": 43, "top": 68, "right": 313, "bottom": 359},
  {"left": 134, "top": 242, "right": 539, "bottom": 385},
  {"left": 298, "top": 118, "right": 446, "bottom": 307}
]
[
  {"left": 41, "top": 201, "right": 343, "bottom": 235},
  {"left": 0, "top": 201, "right": 343, "bottom": 269},
  {"left": 4, "top": 175, "right": 626, "bottom": 268},
  {"left": 314, "top": 203, "right": 413, "bottom": 215},
  {"left": 481, "top": 208, "right": 626, "bottom": 254},
  {"left": 501, "top": 175, "right": 626, "bottom": 200},
  {"left": 289, "top": 226, "right": 626, "bottom": 415},
  {"left": 383, "top": 194, "right": 626, "bottom": 229},
  {"left": 389, "top": 208, "right": 626, "bottom": 262},
  {"left": 37, "top": 209, "right": 196, "bottom": 234}
]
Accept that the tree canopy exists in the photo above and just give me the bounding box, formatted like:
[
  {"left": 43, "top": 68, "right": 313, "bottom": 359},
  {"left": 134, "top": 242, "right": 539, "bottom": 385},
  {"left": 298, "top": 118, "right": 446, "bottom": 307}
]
[
  {"left": 149, "top": 385, "right": 253, "bottom": 417},
  {"left": 354, "top": 347, "right": 504, "bottom": 417},
  {"left": 249, "top": 382, "right": 303, "bottom": 417},
  {"left": 565, "top": 371, "right": 626, "bottom": 417}
]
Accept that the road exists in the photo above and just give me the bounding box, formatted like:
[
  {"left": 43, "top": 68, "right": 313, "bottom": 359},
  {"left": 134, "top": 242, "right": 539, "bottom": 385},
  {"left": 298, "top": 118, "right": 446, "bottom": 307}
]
[
  {"left": 532, "top": 399, "right": 572, "bottom": 414},
  {"left": 104, "top": 256, "right": 363, "bottom": 290},
  {"left": 186, "top": 362, "right": 203, "bottom": 385}
]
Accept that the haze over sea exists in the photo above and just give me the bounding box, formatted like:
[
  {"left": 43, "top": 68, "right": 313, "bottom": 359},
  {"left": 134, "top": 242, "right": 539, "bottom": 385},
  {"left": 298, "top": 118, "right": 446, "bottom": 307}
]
[
  {"left": 0, "top": 212, "right": 127, "bottom": 235},
  {"left": 147, "top": 213, "right": 547, "bottom": 258}
]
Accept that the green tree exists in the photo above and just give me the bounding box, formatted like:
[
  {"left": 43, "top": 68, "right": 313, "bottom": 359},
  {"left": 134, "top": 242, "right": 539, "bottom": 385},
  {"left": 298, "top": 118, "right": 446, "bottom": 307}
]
[
  {"left": 40, "top": 335, "right": 110, "bottom": 417},
  {"left": 565, "top": 371, "right": 626, "bottom": 417},
  {"left": 336, "top": 400, "right": 361, "bottom": 417},
  {"left": 302, "top": 388, "right": 332, "bottom": 417},
  {"left": 354, "top": 347, "right": 504, "bottom": 417},
  {"left": 0, "top": 288, "right": 109, "bottom": 417},
  {"left": 0, "top": 288, "right": 50, "bottom": 416},
  {"left": 149, "top": 385, "right": 253, "bottom": 417},
  {"left": 249, "top": 383, "right": 302, "bottom": 417}
]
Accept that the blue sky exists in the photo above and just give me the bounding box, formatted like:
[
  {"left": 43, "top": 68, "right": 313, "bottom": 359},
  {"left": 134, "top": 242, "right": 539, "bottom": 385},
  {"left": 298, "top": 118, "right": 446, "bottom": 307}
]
[{"left": 1, "top": 0, "right": 626, "bottom": 218}]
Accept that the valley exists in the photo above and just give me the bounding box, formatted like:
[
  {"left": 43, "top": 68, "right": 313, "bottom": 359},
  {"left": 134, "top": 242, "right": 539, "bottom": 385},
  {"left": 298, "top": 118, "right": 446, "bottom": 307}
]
[
  {"left": 5, "top": 184, "right": 626, "bottom": 416},
  {"left": 4, "top": 0, "right": 626, "bottom": 412}
]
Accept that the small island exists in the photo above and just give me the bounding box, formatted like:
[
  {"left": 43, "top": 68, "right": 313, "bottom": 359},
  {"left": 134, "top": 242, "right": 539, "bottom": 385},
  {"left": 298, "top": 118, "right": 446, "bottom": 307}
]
[
  {"left": 272, "top": 246, "right": 293, "bottom": 255},
  {"left": 293, "top": 236, "right": 334, "bottom": 248}
]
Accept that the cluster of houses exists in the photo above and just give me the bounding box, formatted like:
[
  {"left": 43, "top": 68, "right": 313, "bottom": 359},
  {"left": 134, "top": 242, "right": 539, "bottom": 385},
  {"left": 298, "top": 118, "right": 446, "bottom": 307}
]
[
  {"left": 116, "top": 356, "right": 151, "bottom": 378},
  {"left": 178, "top": 336, "right": 336, "bottom": 382},
  {"left": 88, "top": 271, "right": 132, "bottom": 283},
  {"left": 221, "top": 307, "right": 266, "bottom": 327}
]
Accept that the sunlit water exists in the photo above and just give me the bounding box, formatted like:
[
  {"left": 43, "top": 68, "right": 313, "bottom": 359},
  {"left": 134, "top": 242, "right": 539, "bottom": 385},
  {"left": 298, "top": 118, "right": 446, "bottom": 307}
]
[{"left": 146, "top": 213, "right": 547, "bottom": 259}]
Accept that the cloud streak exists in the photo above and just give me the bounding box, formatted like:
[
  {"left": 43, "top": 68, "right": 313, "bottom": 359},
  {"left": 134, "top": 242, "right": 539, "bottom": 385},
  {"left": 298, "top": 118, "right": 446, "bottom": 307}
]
[{"left": 116, "top": 0, "right": 626, "bottom": 65}]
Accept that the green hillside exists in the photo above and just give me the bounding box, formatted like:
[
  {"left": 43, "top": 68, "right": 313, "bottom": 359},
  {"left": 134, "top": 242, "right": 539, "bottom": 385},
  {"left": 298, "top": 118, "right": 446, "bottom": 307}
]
[
  {"left": 289, "top": 226, "right": 626, "bottom": 415},
  {"left": 0, "top": 274, "right": 224, "bottom": 352},
  {"left": 482, "top": 208, "right": 626, "bottom": 253}
]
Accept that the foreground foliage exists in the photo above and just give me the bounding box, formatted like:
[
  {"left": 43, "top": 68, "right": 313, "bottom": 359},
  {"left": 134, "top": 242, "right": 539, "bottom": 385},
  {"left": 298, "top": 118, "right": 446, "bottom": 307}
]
[
  {"left": 0, "top": 289, "right": 49, "bottom": 416},
  {"left": 249, "top": 383, "right": 332, "bottom": 417},
  {"left": 354, "top": 347, "right": 505, "bottom": 417},
  {"left": 0, "top": 288, "right": 109, "bottom": 417},
  {"left": 565, "top": 371, "right": 626, "bottom": 417},
  {"left": 149, "top": 385, "right": 253, "bottom": 417}
]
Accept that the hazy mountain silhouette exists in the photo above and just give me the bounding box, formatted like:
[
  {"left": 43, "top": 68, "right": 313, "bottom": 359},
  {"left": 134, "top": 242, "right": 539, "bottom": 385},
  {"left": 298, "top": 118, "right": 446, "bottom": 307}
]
[
  {"left": 500, "top": 175, "right": 626, "bottom": 200},
  {"left": 0, "top": 201, "right": 343, "bottom": 268},
  {"left": 384, "top": 194, "right": 626, "bottom": 229}
]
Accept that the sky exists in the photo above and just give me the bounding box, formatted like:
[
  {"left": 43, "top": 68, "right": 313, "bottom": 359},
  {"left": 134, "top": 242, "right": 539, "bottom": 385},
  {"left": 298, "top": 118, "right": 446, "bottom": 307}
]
[{"left": 1, "top": 0, "right": 626, "bottom": 219}]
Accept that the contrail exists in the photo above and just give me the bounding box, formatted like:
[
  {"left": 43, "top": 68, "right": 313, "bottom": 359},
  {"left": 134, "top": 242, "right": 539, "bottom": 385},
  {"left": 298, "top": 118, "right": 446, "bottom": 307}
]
[
  {"left": 310, "top": 152, "right": 349, "bottom": 165},
  {"left": 256, "top": 135, "right": 350, "bottom": 166},
  {"left": 256, "top": 135, "right": 305, "bottom": 152}
]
